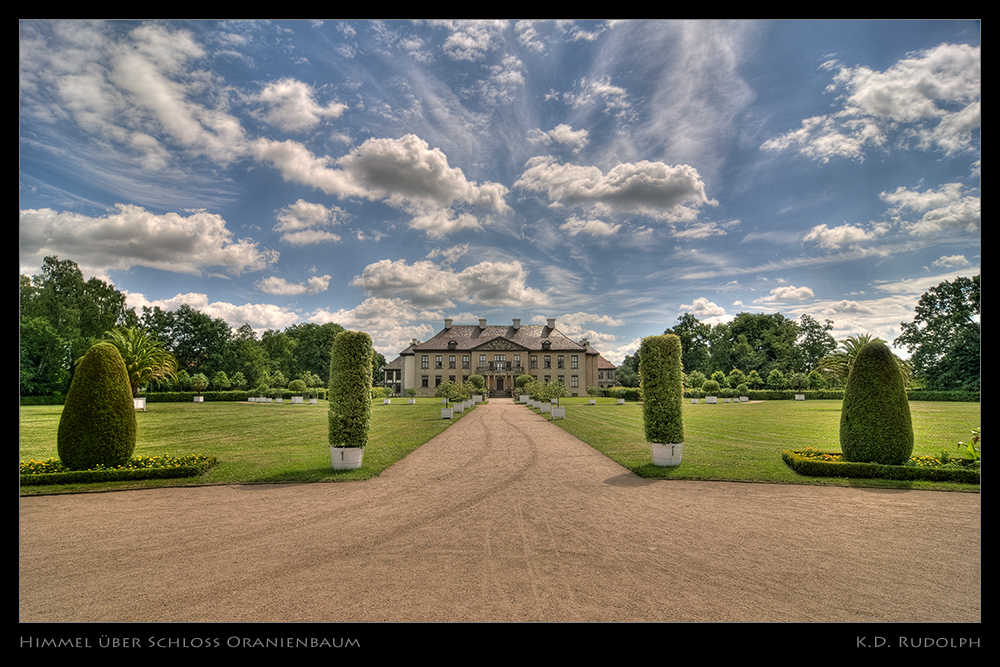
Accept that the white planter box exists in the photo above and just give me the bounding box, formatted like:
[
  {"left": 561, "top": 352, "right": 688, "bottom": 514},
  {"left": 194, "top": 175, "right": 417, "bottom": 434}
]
[
  {"left": 194, "top": 396, "right": 204, "bottom": 402},
  {"left": 740, "top": 396, "right": 749, "bottom": 402},
  {"left": 455, "top": 402, "right": 465, "bottom": 413},
  {"left": 441, "top": 408, "right": 453, "bottom": 419},
  {"left": 330, "top": 446, "right": 364, "bottom": 470},
  {"left": 650, "top": 442, "right": 684, "bottom": 467},
  {"left": 617, "top": 398, "right": 625, "bottom": 405},
  {"left": 133, "top": 397, "right": 146, "bottom": 411},
  {"left": 291, "top": 396, "right": 304, "bottom": 404},
  {"left": 520, "top": 394, "right": 530, "bottom": 403},
  {"left": 383, "top": 398, "right": 391, "bottom": 405},
  {"left": 691, "top": 398, "right": 699, "bottom": 404},
  {"left": 795, "top": 394, "right": 806, "bottom": 401},
  {"left": 310, "top": 398, "right": 318, "bottom": 404},
  {"left": 473, "top": 395, "right": 483, "bottom": 403},
  {"left": 724, "top": 397, "right": 732, "bottom": 403},
  {"left": 275, "top": 397, "right": 282, "bottom": 404},
  {"left": 551, "top": 407, "right": 565, "bottom": 420},
  {"left": 408, "top": 398, "right": 416, "bottom": 404},
  {"left": 588, "top": 398, "right": 596, "bottom": 405},
  {"left": 706, "top": 396, "right": 717, "bottom": 404},
  {"left": 540, "top": 403, "right": 551, "bottom": 413}
]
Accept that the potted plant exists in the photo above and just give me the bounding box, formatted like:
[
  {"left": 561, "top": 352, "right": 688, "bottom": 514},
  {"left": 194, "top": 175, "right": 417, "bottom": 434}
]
[
  {"left": 288, "top": 379, "right": 307, "bottom": 404},
  {"left": 329, "top": 331, "right": 373, "bottom": 470},
  {"left": 702, "top": 379, "right": 719, "bottom": 404},
  {"left": 639, "top": 335, "right": 685, "bottom": 466},
  {"left": 191, "top": 372, "right": 209, "bottom": 402}
]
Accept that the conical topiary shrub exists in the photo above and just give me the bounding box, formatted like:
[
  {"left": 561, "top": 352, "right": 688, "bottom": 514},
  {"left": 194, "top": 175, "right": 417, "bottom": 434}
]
[
  {"left": 328, "top": 330, "right": 373, "bottom": 469},
  {"left": 840, "top": 340, "right": 913, "bottom": 465},
  {"left": 639, "top": 334, "right": 685, "bottom": 466},
  {"left": 57, "top": 342, "right": 137, "bottom": 470}
]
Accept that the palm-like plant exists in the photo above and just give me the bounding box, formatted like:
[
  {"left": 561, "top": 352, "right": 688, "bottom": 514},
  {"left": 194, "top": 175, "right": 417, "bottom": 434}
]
[
  {"left": 100, "top": 326, "right": 178, "bottom": 397},
  {"left": 815, "top": 333, "right": 910, "bottom": 385}
]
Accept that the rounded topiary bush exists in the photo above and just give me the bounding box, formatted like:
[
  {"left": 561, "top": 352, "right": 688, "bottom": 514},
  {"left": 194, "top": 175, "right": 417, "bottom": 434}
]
[
  {"left": 287, "top": 379, "right": 307, "bottom": 394},
  {"left": 329, "top": 330, "right": 374, "bottom": 449},
  {"left": 639, "top": 334, "right": 684, "bottom": 445},
  {"left": 840, "top": 340, "right": 913, "bottom": 465},
  {"left": 57, "top": 342, "right": 137, "bottom": 470}
]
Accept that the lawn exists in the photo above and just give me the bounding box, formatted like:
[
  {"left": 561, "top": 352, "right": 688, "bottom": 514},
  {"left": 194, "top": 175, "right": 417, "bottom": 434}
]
[
  {"left": 546, "top": 397, "right": 979, "bottom": 492},
  {"left": 19, "top": 398, "right": 467, "bottom": 495},
  {"left": 20, "top": 397, "right": 979, "bottom": 494}
]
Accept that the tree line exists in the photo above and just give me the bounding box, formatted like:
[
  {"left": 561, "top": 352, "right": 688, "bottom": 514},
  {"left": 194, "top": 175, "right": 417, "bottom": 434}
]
[
  {"left": 20, "top": 256, "right": 386, "bottom": 396},
  {"left": 615, "top": 275, "right": 979, "bottom": 393}
]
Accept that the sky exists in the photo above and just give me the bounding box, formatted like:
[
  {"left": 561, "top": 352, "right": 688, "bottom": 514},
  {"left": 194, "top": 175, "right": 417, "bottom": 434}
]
[{"left": 19, "top": 19, "right": 980, "bottom": 364}]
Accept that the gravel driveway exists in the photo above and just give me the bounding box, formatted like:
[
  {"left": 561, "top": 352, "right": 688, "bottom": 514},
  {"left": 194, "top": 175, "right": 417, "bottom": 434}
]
[{"left": 19, "top": 399, "right": 980, "bottom": 623}]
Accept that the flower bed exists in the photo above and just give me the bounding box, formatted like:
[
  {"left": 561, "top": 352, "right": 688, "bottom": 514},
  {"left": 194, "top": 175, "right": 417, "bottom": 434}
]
[
  {"left": 782, "top": 448, "right": 979, "bottom": 484},
  {"left": 19, "top": 454, "right": 217, "bottom": 486}
]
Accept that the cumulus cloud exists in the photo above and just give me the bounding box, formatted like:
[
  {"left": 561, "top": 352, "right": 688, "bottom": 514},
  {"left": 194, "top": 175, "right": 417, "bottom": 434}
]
[
  {"left": 255, "top": 275, "right": 332, "bottom": 295},
  {"left": 880, "top": 182, "right": 981, "bottom": 236},
  {"left": 430, "top": 19, "right": 509, "bottom": 61},
  {"left": 252, "top": 134, "right": 509, "bottom": 236},
  {"left": 803, "top": 222, "right": 883, "bottom": 249},
  {"left": 515, "top": 156, "right": 716, "bottom": 221},
  {"left": 762, "top": 42, "right": 980, "bottom": 162},
  {"left": 273, "top": 199, "right": 344, "bottom": 244},
  {"left": 350, "top": 258, "right": 549, "bottom": 309},
  {"left": 531, "top": 123, "right": 590, "bottom": 153},
  {"left": 559, "top": 216, "right": 620, "bottom": 237},
  {"left": 254, "top": 77, "right": 348, "bottom": 132},
  {"left": 19, "top": 204, "right": 278, "bottom": 276},
  {"left": 932, "top": 254, "right": 971, "bottom": 269},
  {"left": 755, "top": 285, "right": 815, "bottom": 303},
  {"left": 125, "top": 291, "right": 303, "bottom": 332},
  {"left": 679, "top": 296, "right": 728, "bottom": 323}
]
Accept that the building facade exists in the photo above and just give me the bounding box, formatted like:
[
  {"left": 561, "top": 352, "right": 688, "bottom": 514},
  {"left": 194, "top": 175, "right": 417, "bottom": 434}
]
[{"left": 383, "top": 318, "right": 616, "bottom": 397}]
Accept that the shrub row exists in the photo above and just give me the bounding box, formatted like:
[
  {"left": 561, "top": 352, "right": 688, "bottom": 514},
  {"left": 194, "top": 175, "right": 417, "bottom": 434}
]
[
  {"left": 781, "top": 450, "right": 979, "bottom": 484},
  {"left": 20, "top": 455, "right": 218, "bottom": 486}
]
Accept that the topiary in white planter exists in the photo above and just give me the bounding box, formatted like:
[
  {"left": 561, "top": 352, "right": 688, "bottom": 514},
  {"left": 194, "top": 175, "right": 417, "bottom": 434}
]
[
  {"left": 639, "top": 334, "right": 685, "bottom": 467},
  {"left": 328, "top": 330, "right": 373, "bottom": 470}
]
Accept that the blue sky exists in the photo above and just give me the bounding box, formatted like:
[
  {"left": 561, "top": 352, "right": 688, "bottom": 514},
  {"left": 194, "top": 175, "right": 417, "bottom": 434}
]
[{"left": 19, "top": 20, "right": 980, "bottom": 363}]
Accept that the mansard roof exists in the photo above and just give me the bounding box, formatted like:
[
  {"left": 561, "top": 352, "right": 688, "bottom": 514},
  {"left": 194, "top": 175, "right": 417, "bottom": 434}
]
[{"left": 407, "top": 320, "right": 594, "bottom": 355}]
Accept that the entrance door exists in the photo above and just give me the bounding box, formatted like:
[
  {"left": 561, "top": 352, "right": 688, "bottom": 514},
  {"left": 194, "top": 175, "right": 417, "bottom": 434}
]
[{"left": 496, "top": 377, "right": 504, "bottom": 391}]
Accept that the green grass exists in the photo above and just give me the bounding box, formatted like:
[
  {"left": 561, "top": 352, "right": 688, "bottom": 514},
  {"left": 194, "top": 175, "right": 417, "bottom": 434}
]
[
  {"left": 19, "top": 398, "right": 468, "bottom": 495},
  {"left": 21, "top": 397, "right": 980, "bottom": 494},
  {"left": 547, "top": 398, "right": 979, "bottom": 492}
]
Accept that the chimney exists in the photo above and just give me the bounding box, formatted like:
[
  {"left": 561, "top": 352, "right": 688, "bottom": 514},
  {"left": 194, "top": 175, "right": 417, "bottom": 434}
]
[
  {"left": 547, "top": 318, "right": 556, "bottom": 330},
  {"left": 479, "top": 318, "right": 487, "bottom": 329},
  {"left": 512, "top": 318, "right": 521, "bottom": 330},
  {"left": 444, "top": 318, "right": 453, "bottom": 329}
]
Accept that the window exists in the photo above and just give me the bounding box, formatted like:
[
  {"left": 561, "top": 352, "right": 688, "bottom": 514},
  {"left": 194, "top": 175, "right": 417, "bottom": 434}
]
[
  {"left": 544, "top": 355, "right": 551, "bottom": 369},
  {"left": 571, "top": 375, "right": 579, "bottom": 388},
  {"left": 421, "top": 355, "right": 429, "bottom": 369},
  {"left": 462, "top": 355, "right": 470, "bottom": 369},
  {"left": 449, "top": 355, "right": 456, "bottom": 369},
  {"left": 557, "top": 355, "right": 564, "bottom": 369},
  {"left": 530, "top": 356, "right": 537, "bottom": 369},
  {"left": 513, "top": 354, "right": 521, "bottom": 369},
  {"left": 571, "top": 355, "right": 578, "bottom": 369},
  {"left": 421, "top": 375, "right": 429, "bottom": 387},
  {"left": 435, "top": 355, "right": 442, "bottom": 368},
  {"left": 435, "top": 376, "right": 442, "bottom": 386},
  {"left": 479, "top": 354, "right": 486, "bottom": 368}
]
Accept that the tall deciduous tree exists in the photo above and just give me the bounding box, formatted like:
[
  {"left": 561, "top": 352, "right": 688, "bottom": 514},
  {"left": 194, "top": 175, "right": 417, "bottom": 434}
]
[{"left": 894, "top": 275, "right": 980, "bottom": 390}]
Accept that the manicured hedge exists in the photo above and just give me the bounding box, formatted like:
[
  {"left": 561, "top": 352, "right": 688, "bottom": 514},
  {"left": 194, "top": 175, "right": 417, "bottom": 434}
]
[
  {"left": 329, "top": 330, "right": 373, "bottom": 449},
  {"left": 840, "top": 341, "right": 914, "bottom": 465},
  {"left": 782, "top": 450, "right": 979, "bottom": 484}
]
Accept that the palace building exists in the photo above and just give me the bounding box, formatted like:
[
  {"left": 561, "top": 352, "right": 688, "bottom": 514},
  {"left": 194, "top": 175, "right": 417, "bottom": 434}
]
[{"left": 383, "top": 318, "right": 617, "bottom": 397}]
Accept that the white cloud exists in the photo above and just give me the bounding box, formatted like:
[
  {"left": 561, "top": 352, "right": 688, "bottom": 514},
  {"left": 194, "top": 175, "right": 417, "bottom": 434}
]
[
  {"left": 252, "top": 134, "right": 509, "bottom": 236},
  {"left": 762, "top": 42, "right": 980, "bottom": 162},
  {"left": 803, "top": 222, "right": 881, "bottom": 249},
  {"left": 430, "top": 19, "right": 509, "bottom": 61},
  {"left": 932, "top": 254, "right": 971, "bottom": 269},
  {"left": 254, "top": 77, "right": 348, "bottom": 132},
  {"left": 125, "top": 291, "right": 303, "bottom": 332},
  {"left": 273, "top": 199, "right": 344, "bottom": 244},
  {"left": 515, "top": 156, "right": 716, "bottom": 221},
  {"left": 350, "top": 258, "right": 549, "bottom": 309},
  {"left": 19, "top": 204, "right": 278, "bottom": 276},
  {"left": 755, "top": 285, "right": 815, "bottom": 304},
  {"left": 559, "top": 216, "right": 620, "bottom": 237},
  {"left": 531, "top": 123, "right": 590, "bottom": 153},
  {"left": 880, "top": 183, "right": 981, "bottom": 236},
  {"left": 679, "top": 297, "right": 728, "bottom": 324},
  {"left": 255, "top": 275, "right": 331, "bottom": 295}
]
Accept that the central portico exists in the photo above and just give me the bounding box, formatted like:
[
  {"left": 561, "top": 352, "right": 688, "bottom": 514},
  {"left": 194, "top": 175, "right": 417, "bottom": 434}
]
[{"left": 383, "top": 317, "right": 616, "bottom": 397}]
